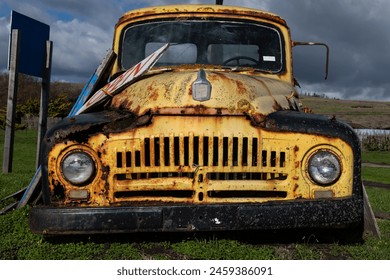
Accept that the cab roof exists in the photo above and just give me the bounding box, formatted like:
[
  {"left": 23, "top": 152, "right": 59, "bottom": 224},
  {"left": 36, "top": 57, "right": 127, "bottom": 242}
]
[{"left": 116, "top": 4, "right": 287, "bottom": 27}]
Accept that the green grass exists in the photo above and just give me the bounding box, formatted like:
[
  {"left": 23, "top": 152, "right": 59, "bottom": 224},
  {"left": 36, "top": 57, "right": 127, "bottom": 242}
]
[
  {"left": 1, "top": 130, "right": 390, "bottom": 260},
  {"left": 362, "top": 151, "right": 390, "bottom": 165},
  {"left": 0, "top": 130, "right": 37, "bottom": 198},
  {"left": 361, "top": 151, "right": 390, "bottom": 185},
  {"left": 172, "top": 238, "right": 276, "bottom": 260},
  {"left": 365, "top": 187, "right": 390, "bottom": 213},
  {"left": 362, "top": 167, "right": 390, "bottom": 185}
]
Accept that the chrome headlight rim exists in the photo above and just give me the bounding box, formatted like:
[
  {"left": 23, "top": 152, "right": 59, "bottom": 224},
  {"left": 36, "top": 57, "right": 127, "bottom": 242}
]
[
  {"left": 307, "top": 148, "right": 342, "bottom": 186},
  {"left": 60, "top": 150, "right": 96, "bottom": 186}
]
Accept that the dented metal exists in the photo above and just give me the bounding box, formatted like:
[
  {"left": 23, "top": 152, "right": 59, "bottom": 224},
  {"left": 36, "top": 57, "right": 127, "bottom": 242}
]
[{"left": 110, "top": 70, "right": 298, "bottom": 117}]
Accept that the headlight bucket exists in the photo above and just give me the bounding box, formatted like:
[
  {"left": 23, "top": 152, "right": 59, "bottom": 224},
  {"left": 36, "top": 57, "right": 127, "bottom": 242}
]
[
  {"left": 307, "top": 150, "right": 341, "bottom": 186},
  {"left": 61, "top": 151, "right": 96, "bottom": 185}
]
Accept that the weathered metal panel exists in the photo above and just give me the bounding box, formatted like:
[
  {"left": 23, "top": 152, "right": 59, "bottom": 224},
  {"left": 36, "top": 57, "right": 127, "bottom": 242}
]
[
  {"left": 116, "top": 5, "right": 288, "bottom": 30},
  {"left": 110, "top": 71, "right": 298, "bottom": 117}
]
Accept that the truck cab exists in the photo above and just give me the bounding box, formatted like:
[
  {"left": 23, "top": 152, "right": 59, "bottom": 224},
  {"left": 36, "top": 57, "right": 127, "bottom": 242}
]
[{"left": 29, "top": 4, "right": 363, "bottom": 240}]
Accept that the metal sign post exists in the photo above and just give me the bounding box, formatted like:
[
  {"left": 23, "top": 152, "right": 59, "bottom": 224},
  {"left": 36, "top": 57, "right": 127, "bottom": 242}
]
[{"left": 2, "top": 11, "right": 50, "bottom": 174}]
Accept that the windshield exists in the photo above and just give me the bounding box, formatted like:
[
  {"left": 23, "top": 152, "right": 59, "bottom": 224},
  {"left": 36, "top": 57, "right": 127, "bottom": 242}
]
[{"left": 121, "top": 20, "right": 284, "bottom": 72}]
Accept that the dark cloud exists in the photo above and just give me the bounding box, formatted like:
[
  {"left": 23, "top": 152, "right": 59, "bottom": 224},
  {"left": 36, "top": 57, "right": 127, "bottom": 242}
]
[{"left": 261, "top": 0, "right": 390, "bottom": 100}]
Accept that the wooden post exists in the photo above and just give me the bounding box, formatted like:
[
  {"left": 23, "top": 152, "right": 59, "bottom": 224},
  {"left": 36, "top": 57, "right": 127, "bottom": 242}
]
[
  {"left": 363, "top": 184, "right": 381, "bottom": 238},
  {"left": 2, "top": 29, "right": 20, "bottom": 174},
  {"left": 36, "top": 40, "right": 53, "bottom": 168}
]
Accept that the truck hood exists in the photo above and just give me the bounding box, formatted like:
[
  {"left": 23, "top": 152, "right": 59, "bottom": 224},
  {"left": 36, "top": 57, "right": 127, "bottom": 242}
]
[{"left": 110, "top": 70, "right": 299, "bottom": 116}]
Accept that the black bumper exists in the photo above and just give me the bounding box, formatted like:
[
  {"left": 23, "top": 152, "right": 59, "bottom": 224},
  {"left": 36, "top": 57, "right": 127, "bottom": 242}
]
[{"left": 29, "top": 197, "right": 363, "bottom": 235}]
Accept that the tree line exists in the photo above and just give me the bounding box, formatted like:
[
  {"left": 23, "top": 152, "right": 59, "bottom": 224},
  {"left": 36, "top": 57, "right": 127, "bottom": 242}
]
[{"left": 0, "top": 73, "right": 83, "bottom": 129}]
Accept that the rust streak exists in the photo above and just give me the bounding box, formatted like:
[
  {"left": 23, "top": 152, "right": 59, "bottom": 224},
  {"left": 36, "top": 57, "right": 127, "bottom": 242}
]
[
  {"left": 147, "top": 81, "right": 159, "bottom": 101},
  {"left": 235, "top": 80, "right": 246, "bottom": 95}
]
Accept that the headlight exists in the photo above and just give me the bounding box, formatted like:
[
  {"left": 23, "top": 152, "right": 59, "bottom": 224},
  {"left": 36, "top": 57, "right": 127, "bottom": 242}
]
[
  {"left": 308, "top": 150, "right": 341, "bottom": 186},
  {"left": 61, "top": 152, "right": 95, "bottom": 185}
]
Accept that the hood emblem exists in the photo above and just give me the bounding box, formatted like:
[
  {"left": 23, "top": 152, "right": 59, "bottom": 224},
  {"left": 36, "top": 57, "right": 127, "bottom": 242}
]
[{"left": 192, "top": 69, "right": 211, "bottom": 101}]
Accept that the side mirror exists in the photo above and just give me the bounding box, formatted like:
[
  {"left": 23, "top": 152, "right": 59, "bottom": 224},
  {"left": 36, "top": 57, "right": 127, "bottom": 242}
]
[{"left": 292, "top": 41, "right": 330, "bottom": 80}]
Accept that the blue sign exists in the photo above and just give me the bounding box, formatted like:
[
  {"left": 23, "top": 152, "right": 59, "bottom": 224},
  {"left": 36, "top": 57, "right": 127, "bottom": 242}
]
[{"left": 9, "top": 10, "right": 50, "bottom": 78}]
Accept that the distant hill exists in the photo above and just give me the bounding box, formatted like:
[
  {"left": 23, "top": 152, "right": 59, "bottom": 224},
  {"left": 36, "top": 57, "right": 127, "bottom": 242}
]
[{"left": 301, "top": 96, "right": 390, "bottom": 129}]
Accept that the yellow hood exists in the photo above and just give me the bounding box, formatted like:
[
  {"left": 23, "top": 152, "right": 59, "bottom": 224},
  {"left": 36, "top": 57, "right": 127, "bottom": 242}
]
[{"left": 110, "top": 70, "right": 298, "bottom": 116}]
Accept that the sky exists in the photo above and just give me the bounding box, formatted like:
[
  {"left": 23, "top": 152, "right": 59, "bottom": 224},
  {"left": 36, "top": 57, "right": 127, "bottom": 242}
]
[{"left": 0, "top": 0, "right": 389, "bottom": 101}]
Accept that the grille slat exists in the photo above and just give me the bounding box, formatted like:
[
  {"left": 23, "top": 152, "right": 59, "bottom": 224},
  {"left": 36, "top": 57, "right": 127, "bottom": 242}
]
[
  {"left": 149, "top": 136, "right": 155, "bottom": 167},
  {"left": 160, "top": 135, "right": 166, "bottom": 166},
  {"left": 140, "top": 136, "right": 146, "bottom": 167},
  {"left": 169, "top": 134, "right": 175, "bottom": 167},
  {"left": 189, "top": 133, "right": 194, "bottom": 166},
  {"left": 219, "top": 136, "right": 224, "bottom": 167},
  {"left": 179, "top": 134, "right": 185, "bottom": 166},
  {"left": 199, "top": 136, "right": 204, "bottom": 166}
]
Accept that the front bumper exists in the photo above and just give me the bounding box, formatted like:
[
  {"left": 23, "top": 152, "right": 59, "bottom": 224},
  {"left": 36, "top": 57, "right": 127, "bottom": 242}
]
[{"left": 29, "top": 197, "right": 363, "bottom": 234}]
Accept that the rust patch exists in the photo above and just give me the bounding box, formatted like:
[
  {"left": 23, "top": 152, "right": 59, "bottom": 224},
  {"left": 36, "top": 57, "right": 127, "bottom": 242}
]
[
  {"left": 190, "top": 104, "right": 209, "bottom": 114},
  {"left": 237, "top": 99, "right": 255, "bottom": 112},
  {"left": 235, "top": 80, "right": 246, "bottom": 94},
  {"left": 188, "top": 83, "right": 193, "bottom": 95},
  {"left": 209, "top": 71, "right": 229, "bottom": 82},
  {"left": 113, "top": 98, "right": 133, "bottom": 110},
  {"left": 252, "top": 113, "right": 266, "bottom": 124},
  {"left": 148, "top": 81, "right": 159, "bottom": 101},
  {"left": 303, "top": 107, "right": 313, "bottom": 113},
  {"left": 101, "top": 165, "right": 110, "bottom": 181}
]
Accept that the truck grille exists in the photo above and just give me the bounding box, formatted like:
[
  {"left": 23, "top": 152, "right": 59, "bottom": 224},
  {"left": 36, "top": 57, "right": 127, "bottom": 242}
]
[
  {"left": 114, "top": 135, "right": 288, "bottom": 182},
  {"left": 115, "top": 136, "right": 286, "bottom": 170},
  {"left": 104, "top": 116, "right": 292, "bottom": 203}
]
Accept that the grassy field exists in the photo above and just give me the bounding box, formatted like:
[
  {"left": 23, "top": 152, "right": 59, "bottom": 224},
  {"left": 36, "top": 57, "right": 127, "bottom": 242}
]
[
  {"left": 301, "top": 96, "right": 390, "bottom": 129},
  {"left": 0, "top": 128, "right": 390, "bottom": 260},
  {"left": 362, "top": 151, "right": 390, "bottom": 165}
]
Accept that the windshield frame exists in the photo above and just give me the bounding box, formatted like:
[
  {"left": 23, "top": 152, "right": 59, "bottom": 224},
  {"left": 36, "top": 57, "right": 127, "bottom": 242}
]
[{"left": 118, "top": 17, "right": 286, "bottom": 74}]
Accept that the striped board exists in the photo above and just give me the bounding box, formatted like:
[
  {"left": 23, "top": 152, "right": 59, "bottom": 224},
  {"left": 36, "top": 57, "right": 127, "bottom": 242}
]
[{"left": 75, "top": 43, "right": 169, "bottom": 115}]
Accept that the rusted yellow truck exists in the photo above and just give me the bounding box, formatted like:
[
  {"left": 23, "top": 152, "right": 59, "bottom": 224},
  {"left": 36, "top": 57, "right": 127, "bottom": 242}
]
[{"left": 29, "top": 4, "right": 364, "bottom": 241}]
